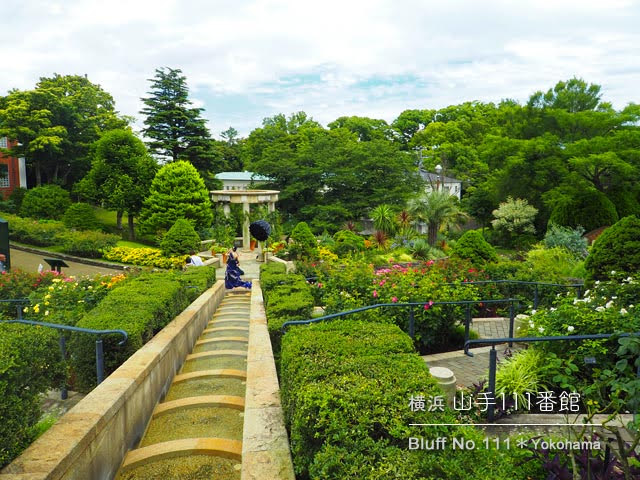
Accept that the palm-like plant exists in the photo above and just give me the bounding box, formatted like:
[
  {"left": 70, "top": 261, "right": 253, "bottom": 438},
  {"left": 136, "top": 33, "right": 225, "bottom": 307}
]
[
  {"left": 371, "top": 204, "right": 397, "bottom": 235},
  {"left": 408, "top": 191, "right": 468, "bottom": 246}
]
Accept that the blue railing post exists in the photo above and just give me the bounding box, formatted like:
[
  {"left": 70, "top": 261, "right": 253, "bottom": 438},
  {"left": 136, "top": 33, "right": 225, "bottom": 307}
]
[
  {"left": 508, "top": 301, "right": 515, "bottom": 348},
  {"left": 576, "top": 285, "right": 583, "bottom": 299},
  {"left": 96, "top": 338, "right": 104, "bottom": 384},
  {"left": 408, "top": 306, "right": 415, "bottom": 339},
  {"left": 59, "top": 334, "right": 68, "bottom": 400},
  {"left": 17, "top": 304, "right": 22, "bottom": 320},
  {"left": 533, "top": 284, "right": 539, "bottom": 310},
  {"left": 464, "top": 304, "right": 471, "bottom": 346},
  {"left": 488, "top": 347, "right": 497, "bottom": 422}
]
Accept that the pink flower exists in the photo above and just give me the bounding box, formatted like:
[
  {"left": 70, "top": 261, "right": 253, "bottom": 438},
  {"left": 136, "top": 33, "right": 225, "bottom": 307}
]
[
  {"left": 373, "top": 290, "right": 378, "bottom": 298},
  {"left": 317, "top": 283, "right": 323, "bottom": 288},
  {"left": 424, "top": 300, "right": 434, "bottom": 310},
  {"left": 391, "top": 296, "right": 398, "bottom": 303},
  {"left": 426, "top": 260, "right": 435, "bottom": 266}
]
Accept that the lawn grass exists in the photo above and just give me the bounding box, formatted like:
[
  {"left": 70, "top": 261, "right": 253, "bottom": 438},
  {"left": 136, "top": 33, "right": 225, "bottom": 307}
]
[
  {"left": 116, "top": 240, "right": 152, "bottom": 249},
  {"left": 92, "top": 206, "right": 120, "bottom": 231}
]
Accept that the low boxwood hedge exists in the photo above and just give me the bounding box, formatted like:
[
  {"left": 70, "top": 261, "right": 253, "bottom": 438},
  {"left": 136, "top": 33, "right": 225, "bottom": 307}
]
[
  {"left": 280, "top": 319, "right": 539, "bottom": 479},
  {"left": 0, "top": 323, "right": 65, "bottom": 468},
  {"left": 70, "top": 267, "right": 215, "bottom": 392},
  {"left": 259, "top": 265, "right": 313, "bottom": 355}
]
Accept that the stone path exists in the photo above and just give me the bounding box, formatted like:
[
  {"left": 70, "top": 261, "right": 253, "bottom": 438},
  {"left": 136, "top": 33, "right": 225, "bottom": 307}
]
[
  {"left": 423, "top": 317, "right": 519, "bottom": 388},
  {"left": 214, "top": 249, "right": 262, "bottom": 283},
  {"left": 9, "top": 246, "right": 123, "bottom": 277}
]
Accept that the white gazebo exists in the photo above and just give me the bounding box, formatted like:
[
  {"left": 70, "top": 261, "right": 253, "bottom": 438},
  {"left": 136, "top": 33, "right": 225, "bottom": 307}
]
[{"left": 210, "top": 189, "right": 280, "bottom": 250}]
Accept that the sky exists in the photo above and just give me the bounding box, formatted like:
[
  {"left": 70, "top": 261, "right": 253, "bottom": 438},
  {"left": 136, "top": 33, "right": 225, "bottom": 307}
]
[{"left": 2, "top": 0, "right": 640, "bottom": 138}]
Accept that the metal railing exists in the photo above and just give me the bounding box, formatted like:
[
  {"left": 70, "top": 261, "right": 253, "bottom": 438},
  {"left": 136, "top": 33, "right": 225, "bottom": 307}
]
[
  {"left": 446, "top": 280, "right": 584, "bottom": 309},
  {"left": 464, "top": 332, "right": 640, "bottom": 422},
  {"left": 0, "top": 298, "right": 30, "bottom": 319},
  {"left": 282, "top": 298, "right": 520, "bottom": 347},
  {"left": 1, "top": 318, "right": 128, "bottom": 399},
  {"left": 303, "top": 278, "right": 584, "bottom": 309}
]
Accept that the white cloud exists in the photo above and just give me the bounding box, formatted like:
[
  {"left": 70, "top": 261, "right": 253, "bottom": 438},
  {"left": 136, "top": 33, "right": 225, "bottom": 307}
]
[{"left": 1, "top": 0, "right": 639, "bottom": 136}]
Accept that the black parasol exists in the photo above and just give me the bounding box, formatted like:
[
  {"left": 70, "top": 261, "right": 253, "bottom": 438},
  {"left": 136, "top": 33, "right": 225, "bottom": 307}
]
[{"left": 249, "top": 220, "right": 271, "bottom": 241}]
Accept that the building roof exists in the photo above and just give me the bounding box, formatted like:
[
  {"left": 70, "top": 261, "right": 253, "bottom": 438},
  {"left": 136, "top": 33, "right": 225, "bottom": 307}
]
[
  {"left": 420, "top": 170, "right": 461, "bottom": 184},
  {"left": 214, "top": 171, "right": 272, "bottom": 181}
]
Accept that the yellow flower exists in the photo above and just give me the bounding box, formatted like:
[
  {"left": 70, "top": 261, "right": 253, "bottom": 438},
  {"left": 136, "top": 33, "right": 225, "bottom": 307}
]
[
  {"left": 44, "top": 310, "right": 49, "bottom": 316},
  {"left": 33, "top": 304, "right": 40, "bottom": 313}
]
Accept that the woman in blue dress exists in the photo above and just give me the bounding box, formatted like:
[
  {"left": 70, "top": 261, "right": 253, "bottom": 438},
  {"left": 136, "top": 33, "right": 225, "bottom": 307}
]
[{"left": 225, "top": 247, "right": 252, "bottom": 289}]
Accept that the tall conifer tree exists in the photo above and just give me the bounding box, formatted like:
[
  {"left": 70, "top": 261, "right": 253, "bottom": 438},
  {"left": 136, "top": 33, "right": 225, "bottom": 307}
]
[{"left": 139, "top": 67, "right": 219, "bottom": 187}]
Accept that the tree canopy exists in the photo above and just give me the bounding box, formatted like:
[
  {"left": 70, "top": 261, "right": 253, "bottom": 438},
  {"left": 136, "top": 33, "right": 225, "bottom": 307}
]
[
  {"left": 0, "top": 74, "right": 127, "bottom": 187},
  {"left": 139, "top": 67, "right": 220, "bottom": 188}
]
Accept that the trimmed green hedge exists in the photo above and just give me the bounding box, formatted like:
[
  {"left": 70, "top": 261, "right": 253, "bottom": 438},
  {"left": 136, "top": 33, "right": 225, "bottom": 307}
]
[
  {"left": 0, "top": 324, "right": 65, "bottom": 468},
  {"left": 70, "top": 267, "right": 215, "bottom": 391},
  {"left": 2, "top": 212, "right": 118, "bottom": 257},
  {"left": 280, "top": 320, "right": 539, "bottom": 479},
  {"left": 2, "top": 212, "right": 66, "bottom": 246},
  {"left": 259, "top": 264, "right": 313, "bottom": 354}
]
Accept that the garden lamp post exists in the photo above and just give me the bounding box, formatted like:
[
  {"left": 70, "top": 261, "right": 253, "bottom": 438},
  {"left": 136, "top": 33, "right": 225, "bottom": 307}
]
[{"left": 435, "top": 164, "right": 443, "bottom": 192}]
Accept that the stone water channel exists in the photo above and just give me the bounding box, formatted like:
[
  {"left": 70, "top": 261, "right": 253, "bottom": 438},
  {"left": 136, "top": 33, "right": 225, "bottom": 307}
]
[{"left": 115, "top": 291, "right": 251, "bottom": 480}]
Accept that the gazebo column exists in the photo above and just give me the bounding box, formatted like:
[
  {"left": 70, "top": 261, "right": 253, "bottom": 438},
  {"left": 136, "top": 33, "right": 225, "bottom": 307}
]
[
  {"left": 222, "top": 203, "right": 230, "bottom": 217},
  {"left": 268, "top": 202, "right": 275, "bottom": 213},
  {"left": 242, "top": 201, "right": 251, "bottom": 251}
]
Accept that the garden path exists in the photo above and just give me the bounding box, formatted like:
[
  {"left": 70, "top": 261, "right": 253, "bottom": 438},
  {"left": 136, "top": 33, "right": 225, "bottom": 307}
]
[
  {"left": 9, "top": 247, "right": 123, "bottom": 277},
  {"left": 214, "top": 249, "right": 262, "bottom": 282},
  {"left": 423, "top": 317, "right": 519, "bottom": 388}
]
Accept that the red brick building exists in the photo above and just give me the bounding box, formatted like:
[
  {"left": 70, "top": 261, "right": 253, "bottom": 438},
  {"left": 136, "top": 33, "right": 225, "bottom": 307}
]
[{"left": 0, "top": 137, "right": 27, "bottom": 199}]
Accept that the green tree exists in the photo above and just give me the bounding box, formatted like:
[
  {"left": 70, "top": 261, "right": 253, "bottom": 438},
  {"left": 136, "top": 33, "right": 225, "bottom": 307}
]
[
  {"left": 451, "top": 230, "right": 498, "bottom": 265},
  {"left": 138, "top": 160, "right": 213, "bottom": 236},
  {"left": 491, "top": 197, "right": 538, "bottom": 248},
  {"left": 585, "top": 215, "right": 640, "bottom": 282},
  {"left": 75, "top": 129, "right": 158, "bottom": 239},
  {"left": 215, "top": 126, "right": 243, "bottom": 172},
  {"left": 160, "top": 218, "right": 201, "bottom": 256},
  {"left": 408, "top": 191, "right": 468, "bottom": 246},
  {"left": 140, "top": 67, "right": 219, "bottom": 187},
  {"left": 0, "top": 74, "right": 126, "bottom": 187},
  {"left": 528, "top": 77, "right": 603, "bottom": 113},
  {"left": 548, "top": 188, "right": 619, "bottom": 232},
  {"left": 289, "top": 221, "right": 318, "bottom": 259}
]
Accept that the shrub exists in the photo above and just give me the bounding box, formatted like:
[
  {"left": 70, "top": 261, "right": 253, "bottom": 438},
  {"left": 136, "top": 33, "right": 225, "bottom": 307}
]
[
  {"left": 584, "top": 215, "right": 640, "bottom": 282},
  {"left": 543, "top": 224, "right": 588, "bottom": 259},
  {"left": 549, "top": 188, "right": 619, "bottom": 233},
  {"left": 173, "top": 265, "right": 216, "bottom": 299},
  {"left": 20, "top": 185, "right": 71, "bottom": 220},
  {"left": 259, "top": 267, "right": 314, "bottom": 355},
  {"left": 57, "top": 230, "right": 120, "bottom": 258},
  {"left": 491, "top": 197, "right": 538, "bottom": 248},
  {"left": 3, "top": 212, "right": 66, "bottom": 246},
  {"left": 102, "top": 246, "right": 185, "bottom": 269},
  {"left": 160, "top": 218, "right": 201, "bottom": 256},
  {"left": 8, "top": 187, "right": 27, "bottom": 211},
  {"left": 288, "top": 221, "right": 317, "bottom": 259},
  {"left": 62, "top": 203, "right": 100, "bottom": 231},
  {"left": 70, "top": 269, "right": 210, "bottom": 391},
  {"left": 409, "top": 237, "right": 431, "bottom": 260},
  {"left": 138, "top": 160, "right": 213, "bottom": 235},
  {"left": 0, "top": 324, "right": 64, "bottom": 467},
  {"left": 280, "top": 319, "right": 530, "bottom": 479},
  {"left": 332, "top": 229, "right": 365, "bottom": 256},
  {"left": 450, "top": 230, "right": 498, "bottom": 264}
]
